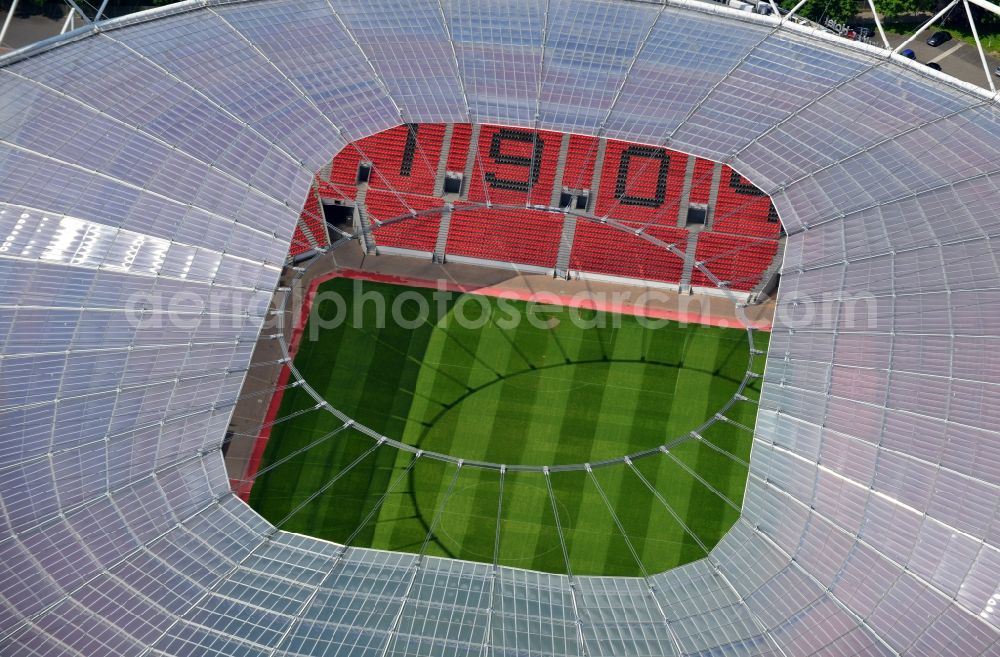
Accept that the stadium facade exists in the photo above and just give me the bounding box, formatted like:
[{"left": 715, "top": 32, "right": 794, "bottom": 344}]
[{"left": 0, "top": 0, "right": 998, "bottom": 655}]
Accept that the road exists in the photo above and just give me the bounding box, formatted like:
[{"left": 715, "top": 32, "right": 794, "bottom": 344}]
[
  {"left": 0, "top": 12, "right": 72, "bottom": 55},
  {"left": 885, "top": 31, "right": 999, "bottom": 91}
]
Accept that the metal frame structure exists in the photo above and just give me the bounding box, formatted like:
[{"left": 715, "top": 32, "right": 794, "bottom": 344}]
[{"left": 1, "top": 0, "right": 999, "bottom": 655}]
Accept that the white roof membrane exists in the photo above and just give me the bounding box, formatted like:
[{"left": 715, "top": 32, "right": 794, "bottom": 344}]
[{"left": 0, "top": 0, "right": 998, "bottom": 655}]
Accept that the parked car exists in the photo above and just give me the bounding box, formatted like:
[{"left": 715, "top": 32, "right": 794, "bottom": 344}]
[
  {"left": 901, "top": 48, "right": 916, "bottom": 59},
  {"left": 995, "top": 64, "right": 1000, "bottom": 77},
  {"left": 926, "top": 31, "right": 952, "bottom": 47},
  {"left": 926, "top": 62, "right": 942, "bottom": 71}
]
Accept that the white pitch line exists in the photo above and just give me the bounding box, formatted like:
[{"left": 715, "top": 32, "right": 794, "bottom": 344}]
[{"left": 928, "top": 42, "right": 964, "bottom": 64}]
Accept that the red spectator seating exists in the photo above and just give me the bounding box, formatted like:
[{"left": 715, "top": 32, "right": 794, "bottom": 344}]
[
  {"left": 315, "top": 178, "right": 356, "bottom": 203},
  {"left": 687, "top": 158, "right": 715, "bottom": 206},
  {"left": 329, "top": 140, "right": 364, "bottom": 191},
  {"left": 308, "top": 124, "right": 782, "bottom": 290},
  {"left": 446, "top": 123, "right": 473, "bottom": 173},
  {"left": 690, "top": 232, "right": 778, "bottom": 292},
  {"left": 301, "top": 190, "right": 331, "bottom": 246},
  {"left": 329, "top": 124, "right": 445, "bottom": 196},
  {"left": 286, "top": 187, "right": 330, "bottom": 258},
  {"left": 569, "top": 221, "right": 688, "bottom": 284},
  {"left": 466, "top": 125, "right": 562, "bottom": 206},
  {"left": 561, "top": 134, "right": 599, "bottom": 191},
  {"left": 288, "top": 226, "right": 315, "bottom": 258},
  {"left": 446, "top": 203, "right": 564, "bottom": 268},
  {"left": 711, "top": 167, "right": 780, "bottom": 239},
  {"left": 594, "top": 139, "right": 688, "bottom": 225},
  {"left": 365, "top": 189, "right": 444, "bottom": 252}
]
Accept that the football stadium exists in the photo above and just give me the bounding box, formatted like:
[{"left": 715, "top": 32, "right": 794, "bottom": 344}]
[{"left": 1, "top": 0, "right": 999, "bottom": 655}]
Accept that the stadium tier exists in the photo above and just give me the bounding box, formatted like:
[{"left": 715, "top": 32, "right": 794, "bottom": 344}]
[
  {"left": 690, "top": 232, "right": 780, "bottom": 292},
  {"left": 445, "top": 122, "right": 473, "bottom": 173},
  {"left": 465, "top": 124, "right": 564, "bottom": 206},
  {"left": 712, "top": 169, "right": 781, "bottom": 239},
  {"left": 570, "top": 221, "right": 689, "bottom": 283},
  {"left": 309, "top": 122, "right": 781, "bottom": 290},
  {"left": 364, "top": 189, "right": 443, "bottom": 252},
  {"left": 289, "top": 185, "right": 330, "bottom": 256},
  {"left": 2, "top": 0, "right": 999, "bottom": 656},
  {"left": 290, "top": 219, "right": 318, "bottom": 258},
  {"left": 688, "top": 158, "right": 716, "bottom": 206},
  {"left": 329, "top": 125, "right": 442, "bottom": 194},
  {"left": 593, "top": 139, "right": 690, "bottom": 226},
  {"left": 561, "top": 133, "right": 600, "bottom": 191},
  {"left": 446, "top": 203, "right": 564, "bottom": 267}
]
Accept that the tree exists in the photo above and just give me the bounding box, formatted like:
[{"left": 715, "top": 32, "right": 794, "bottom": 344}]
[
  {"left": 941, "top": 2, "right": 1000, "bottom": 30},
  {"left": 873, "top": 0, "right": 936, "bottom": 19},
  {"left": 782, "top": 0, "right": 860, "bottom": 24}
]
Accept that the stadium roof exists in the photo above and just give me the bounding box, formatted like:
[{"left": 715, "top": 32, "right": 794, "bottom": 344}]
[{"left": 1, "top": 0, "right": 999, "bottom": 655}]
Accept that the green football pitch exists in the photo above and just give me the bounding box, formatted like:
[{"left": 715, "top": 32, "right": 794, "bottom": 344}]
[{"left": 248, "top": 277, "right": 767, "bottom": 576}]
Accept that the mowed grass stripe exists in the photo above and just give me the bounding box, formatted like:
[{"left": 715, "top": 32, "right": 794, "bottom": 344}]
[
  {"left": 536, "top": 322, "right": 617, "bottom": 574},
  {"left": 560, "top": 322, "right": 669, "bottom": 575},
  {"left": 613, "top": 328, "right": 722, "bottom": 562},
  {"left": 372, "top": 296, "right": 486, "bottom": 553},
  {"left": 398, "top": 317, "right": 460, "bottom": 449},
  {"left": 507, "top": 316, "right": 590, "bottom": 467},
  {"left": 373, "top": 311, "right": 481, "bottom": 557},
  {"left": 402, "top": 306, "right": 511, "bottom": 558},
  {"left": 564, "top": 470, "right": 644, "bottom": 576},
  {"left": 252, "top": 315, "right": 358, "bottom": 517},
  {"left": 250, "top": 281, "right": 384, "bottom": 532},
  {"left": 353, "top": 304, "right": 424, "bottom": 436},
  {"left": 600, "top": 357, "right": 687, "bottom": 570},
  {"left": 639, "top": 361, "right": 706, "bottom": 563},
  {"left": 499, "top": 469, "right": 566, "bottom": 572},
  {"left": 569, "top": 356, "right": 649, "bottom": 574},
  {"left": 374, "top": 456, "right": 458, "bottom": 557},
  {"left": 328, "top": 286, "right": 436, "bottom": 546},
  {"left": 253, "top": 280, "right": 430, "bottom": 542},
  {"left": 669, "top": 330, "right": 734, "bottom": 550},
  {"left": 434, "top": 302, "right": 517, "bottom": 462},
  {"left": 421, "top": 309, "right": 522, "bottom": 564},
  {"left": 632, "top": 449, "right": 708, "bottom": 560},
  {"left": 491, "top": 315, "right": 581, "bottom": 571},
  {"left": 437, "top": 305, "right": 574, "bottom": 566},
  {"left": 430, "top": 464, "right": 503, "bottom": 561}
]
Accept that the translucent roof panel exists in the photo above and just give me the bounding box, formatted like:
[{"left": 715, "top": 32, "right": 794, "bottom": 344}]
[{"left": 1, "top": 0, "right": 999, "bottom": 655}]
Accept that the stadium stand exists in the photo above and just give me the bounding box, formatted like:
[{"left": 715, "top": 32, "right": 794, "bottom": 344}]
[
  {"left": 561, "top": 133, "right": 600, "bottom": 191},
  {"left": 328, "top": 124, "right": 445, "bottom": 196},
  {"left": 446, "top": 204, "right": 564, "bottom": 267},
  {"left": 466, "top": 125, "right": 562, "bottom": 206},
  {"left": 364, "top": 123, "right": 445, "bottom": 195},
  {"left": 690, "top": 232, "right": 779, "bottom": 291},
  {"left": 688, "top": 158, "right": 716, "bottom": 206},
  {"left": 712, "top": 168, "right": 780, "bottom": 239},
  {"left": 446, "top": 123, "right": 473, "bottom": 174},
  {"left": 298, "top": 124, "right": 782, "bottom": 294},
  {"left": 300, "top": 188, "right": 331, "bottom": 244},
  {"left": 289, "top": 188, "right": 326, "bottom": 257},
  {"left": 365, "top": 189, "right": 444, "bottom": 252},
  {"left": 329, "top": 141, "right": 364, "bottom": 191},
  {"left": 315, "top": 177, "right": 356, "bottom": 202},
  {"left": 594, "top": 139, "right": 689, "bottom": 225},
  {"left": 288, "top": 226, "right": 316, "bottom": 258},
  {"left": 570, "top": 221, "right": 689, "bottom": 283}
]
